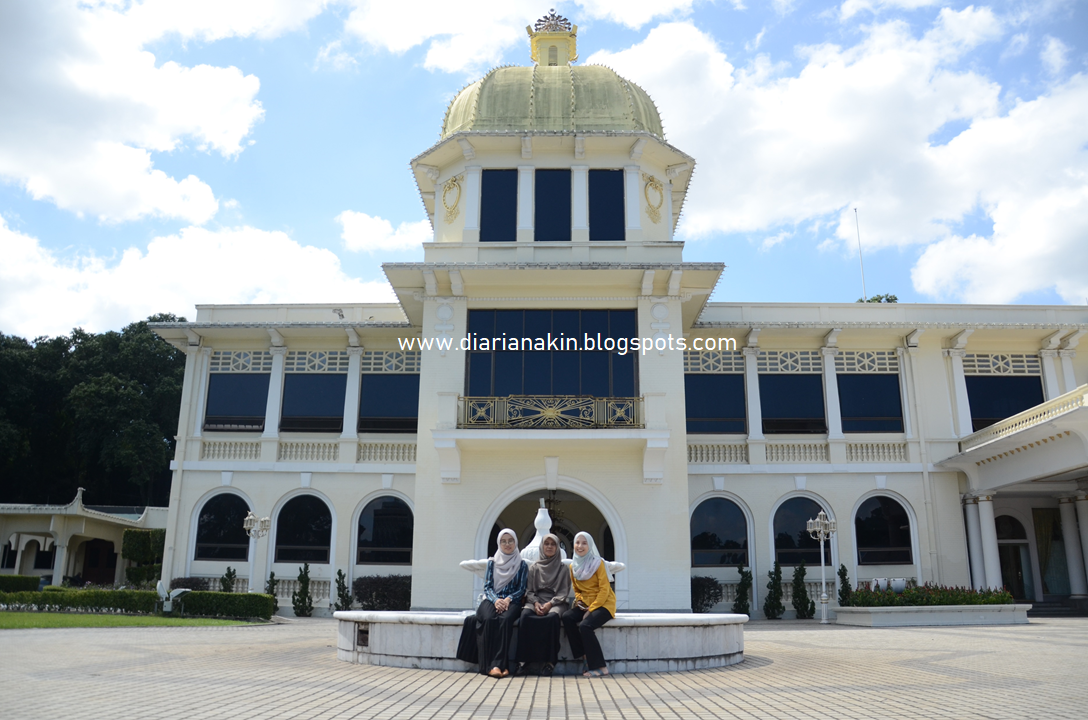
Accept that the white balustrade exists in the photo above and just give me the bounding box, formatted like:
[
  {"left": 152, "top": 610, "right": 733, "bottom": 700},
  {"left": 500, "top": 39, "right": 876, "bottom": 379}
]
[
  {"left": 765, "top": 442, "right": 829, "bottom": 463},
  {"left": 959, "top": 384, "right": 1087, "bottom": 452},
  {"left": 200, "top": 440, "right": 261, "bottom": 461},
  {"left": 278, "top": 442, "right": 339, "bottom": 462},
  {"left": 846, "top": 442, "right": 908, "bottom": 463},
  {"left": 357, "top": 443, "right": 417, "bottom": 463},
  {"left": 687, "top": 443, "right": 749, "bottom": 464},
  {"left": 275, "top": 579, "right": 331, "bottom": 605}
]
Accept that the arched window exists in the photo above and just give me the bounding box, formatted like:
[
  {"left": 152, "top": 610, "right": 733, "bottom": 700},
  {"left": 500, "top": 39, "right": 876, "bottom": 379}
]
[
  {"left": 195, "top": 494, "right": 251, "bottom": 560},
  {"left": 691, "top": 498, "right": 748, "bottom": 567},
  {"left": 276, "top": 495, "right": 332, "bottom": 563},
  {"left": 773, "top": 497, "right": 827, "bottom": 565},
  {"left": 996, "top": 515, "right": 1027, "bottom": 540},
  {"left": 357, "top": 497, "right": 413, "bottom": 564},
  {"left": 855, "top": 496, "right": 912, "bottom": 564}
]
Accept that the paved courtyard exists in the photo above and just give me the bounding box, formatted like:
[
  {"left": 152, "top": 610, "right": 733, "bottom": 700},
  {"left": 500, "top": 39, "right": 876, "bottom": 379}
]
[{"left": 2, "top": 616, "right": 1086, "bottom": 719}]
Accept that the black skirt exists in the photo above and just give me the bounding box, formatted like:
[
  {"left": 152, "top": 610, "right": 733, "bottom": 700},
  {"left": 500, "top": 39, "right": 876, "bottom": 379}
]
[
  {"left": 455, "top": 615, "right": 478, "bottom": 664},
  {"left": 516, "top": 608, "right": 562, "bottom": 664}
]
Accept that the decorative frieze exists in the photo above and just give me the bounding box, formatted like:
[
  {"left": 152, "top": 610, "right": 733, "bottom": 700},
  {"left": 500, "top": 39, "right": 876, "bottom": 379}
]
[
  {"left": 683, "top": 350, "right": 744, "bottom": 373},
  {"left": 961, "top": 353, "right": 1041, "bottom": 376},
  {"left": 284, "top": 351, "right": 351, "bottom": 373},
  {"left": 208, "top": 351, "right": 273, "bottom": 373},
  {"left": 756, "top": 350, "right": 822, "bottom": 374},
  {"left": 360, "top": 351, "right": 422, "bottom": 373},
  {"left": 835, "top": 350, "right": 900, "bottom": 374}
]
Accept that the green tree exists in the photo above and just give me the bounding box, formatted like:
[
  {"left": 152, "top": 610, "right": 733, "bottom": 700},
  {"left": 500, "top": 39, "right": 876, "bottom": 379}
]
[
  {"left": 856, "top": 293, "right": 898, "bottom": 303},
  {"left": 791, "top": 561, "right": 816, "bottom": 619},
  {"left": 763, "top": 562, "right": 785, "bottom": 619},
  {"left": 838, "top": 564, "right": 853, "bottom": 606},
  {"left": 292, "top": 563, "right": 314, "bottom": 617},
  {"left": 731, "top": 567, "right": 753, "bottom": 615}
]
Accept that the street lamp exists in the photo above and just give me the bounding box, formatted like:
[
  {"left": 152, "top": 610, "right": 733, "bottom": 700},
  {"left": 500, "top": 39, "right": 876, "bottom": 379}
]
[
  {"left": 806, "top": 510, "right": 837, "bottom": 624},
  {"left": 243, "top": 511, "right": 271, "bottom": 540}
]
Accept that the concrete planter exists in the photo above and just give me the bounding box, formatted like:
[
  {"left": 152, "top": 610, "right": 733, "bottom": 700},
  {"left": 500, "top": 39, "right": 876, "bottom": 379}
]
[
  {"left": 835, "top": 604, "right": 1032, "bottom": 627},
  {"left": 335, "top": 610, "right": 748, "bottom": 674}
]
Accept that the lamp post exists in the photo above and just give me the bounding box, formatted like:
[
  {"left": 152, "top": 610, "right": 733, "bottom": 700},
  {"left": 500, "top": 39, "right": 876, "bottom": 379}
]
[
  {"left": 806, "top": 510, "right": 837, "bottom": 624},
  {"left": 243, "top": 512, "right": 271, "bottom": 594}
]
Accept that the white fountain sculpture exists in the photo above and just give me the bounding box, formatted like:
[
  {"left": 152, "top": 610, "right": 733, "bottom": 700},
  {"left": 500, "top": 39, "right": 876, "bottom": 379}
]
[{"left": 459, "top": 499, "right": 625, "bottom": 578}]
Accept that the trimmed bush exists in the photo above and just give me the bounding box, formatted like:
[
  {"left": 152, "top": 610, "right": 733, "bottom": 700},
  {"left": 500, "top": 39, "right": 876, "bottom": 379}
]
[
  {"left": 791, "top": 561, "right": 816, "bottom": 619},
  {"left": 0, "top": 575, "right": 40, "bottom": 592},
  {"left": 170, "top": 576, "right": 211, "bottom": 591},
  {"left": 846, "top": 583, "right": 1014, "bottom": 607},
  {"left": 125, "top": 564, "right": 161, "bottom": 587},
  {"left": 0, "top": 589, "right": 158, "bottom": 614},
  {"left": 837, "top": 564, "right": 852, "bottom": 606},
  {"left": 690, "top": 576, "right": 724, "bottom": 613},
  {"left": 180, "top": 591, "right": 274, "bottom": 620},
  {"left": 220, "top": 567, "right": 237, "bottom": 593},
  {"left": 292, "top": 563, "right": 313, "bottom": 617},
  {"left": 265, "top": 572, "right": 279, "bottom": 613},
  {"left": 732, "top": 567, "right": 753, "bottom": 616},
  {"left": 763, "top": 562, "right": 785, "bottom": 619},
  {"left": 121, "top": 529, "right": 165, "bottom": 565},
  {"left": 334, "top": 569, "right": 352, "bottom": 611},
  {"left": 353, "top": 575, "right": 411, "bottom": 611}
]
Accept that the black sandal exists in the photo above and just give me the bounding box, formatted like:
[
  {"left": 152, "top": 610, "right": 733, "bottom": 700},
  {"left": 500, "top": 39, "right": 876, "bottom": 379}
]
[{"left": 540, "top": 663, "right": 554, "bottom": 676}]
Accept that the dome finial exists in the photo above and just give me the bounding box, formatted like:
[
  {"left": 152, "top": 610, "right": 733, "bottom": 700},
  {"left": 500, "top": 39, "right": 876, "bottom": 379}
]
[{"left": 526, "top": 10, "right": 578, "bottom": 66}]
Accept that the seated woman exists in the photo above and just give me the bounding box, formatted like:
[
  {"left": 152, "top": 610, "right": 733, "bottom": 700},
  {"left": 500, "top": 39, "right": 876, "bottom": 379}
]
[
  {"left": 515, "top": 533, "right": 571, "bottom": 676},
  {"left": 562, "top": 531, "right": 616, "bottom": 678},
  {"left": 475, "top": 528, "right": 528, "bottom": 678}
]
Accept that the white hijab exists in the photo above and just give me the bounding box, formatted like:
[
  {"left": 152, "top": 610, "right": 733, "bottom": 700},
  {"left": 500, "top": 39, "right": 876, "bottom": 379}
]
[
  {"left": 570, "top": 531, "right": 603, "bottom": 582},
  {"left": 491, "top": 528, "right": 523, "bottom": 591}
]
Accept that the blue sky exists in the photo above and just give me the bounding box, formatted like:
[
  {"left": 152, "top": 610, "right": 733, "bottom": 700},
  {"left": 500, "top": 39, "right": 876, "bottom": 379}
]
[{"left": 1, "top": 1, "right": 1086, "bottom": 337}]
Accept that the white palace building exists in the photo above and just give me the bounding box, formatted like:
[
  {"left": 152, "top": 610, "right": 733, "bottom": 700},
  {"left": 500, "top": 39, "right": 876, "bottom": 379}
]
[{"left": 143, "top": 14, "right": 1088, "bottom": 616}]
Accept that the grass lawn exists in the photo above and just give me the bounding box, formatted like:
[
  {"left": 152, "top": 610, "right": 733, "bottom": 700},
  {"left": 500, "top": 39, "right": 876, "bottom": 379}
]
[{"left": 0, "top": 612, "right": 250, "bottom": 629}]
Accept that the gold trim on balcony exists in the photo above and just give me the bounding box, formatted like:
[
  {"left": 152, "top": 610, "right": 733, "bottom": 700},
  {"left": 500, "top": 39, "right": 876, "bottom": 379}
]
[{"left": 458, "top": 396, "right": 643, "bottom": 429}]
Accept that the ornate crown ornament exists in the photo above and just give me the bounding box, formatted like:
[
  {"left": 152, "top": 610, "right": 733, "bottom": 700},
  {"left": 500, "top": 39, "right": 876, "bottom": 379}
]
[{"left": 534, "top": 9, "right": 572, "bottom": 32}]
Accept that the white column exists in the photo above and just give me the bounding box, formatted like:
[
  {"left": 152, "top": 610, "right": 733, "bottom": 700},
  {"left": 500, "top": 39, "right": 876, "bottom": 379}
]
[
  {"left": 821, "top": 348, "right": 844, "bottom": 440},
  {"left": 665, "top": 179, "right": 674, "bottom": 240},
  {"left": 262, "top": 347, "right": 287, "bottom": 439},
  {"left": 976, "top": 495, "right": 1003, "bottom": 590},
  {"left": 341, "top": 348, "right": 364, "bottom": 439},
  {"left": 946, "top": 349, "right": 974, "bottom": 437},
  {"left": 963, "top": 497, "right": 987, "bottom": 590},
  {"left": 1060, "top": 350, "right": 1078, "bottom": 393},
  {"left": 896, "top": 348, "right": 914, "bottom": 438},
  {"left": 462, "top": 165, "right": 481, "bottom": 242},
  {"left": 1075, "top": 493, "right": 1088, "bottom": 584},
  {"left": 1058, "top": 497, "right": 1088, "bottom": 597},
  {"left": 742, "top": 347, "right": 764, "bottom": 441},
  {"left": 51, "top": 541, "right": 68, "bottom": 586},
  {"left": 571, "top": 165, "right": 588, "bottom": 241},
  {"left": 248, "top": 533, "right": 268, "bottom": 595},
  {"left": 624, "top": 165, "right": 642, "bottom": 240},
  {"left": 1040, "top": 349, "right": 1062, "bottom": 400},
  {"left": 516, "top": 165, "right": 534, "bottom": 243},
  {"left": 191, "top": 348, "right": 211, "bottom": 438}
]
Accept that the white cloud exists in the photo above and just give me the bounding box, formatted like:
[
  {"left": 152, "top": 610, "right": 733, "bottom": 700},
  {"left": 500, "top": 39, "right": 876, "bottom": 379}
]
[
  {"left": 840, "top": 0, "right": 939, "bottom": 22},
  {"left": 338, "top": 0, "right": 698, "bottom": 74},
  {"left": 760, "top": 231, "right": 791, "bottom": 251},
  {"left": 316, "top": 40, "right": 359, "bottom": 71},
  {"left": 1003, "top": 32, "right": 1030, "bottom": 59},
  {"left": 0, "top": 1, "right": 314, "bottom": 224},
  {"left": 1040, "top": 35, "right": 1069, "bottom": 75},
  {"left": 588, "top": 12, "right": 1088, "bottom": 303},
  {"left": 337, "top": 211, "right": 432, "bottom": 253},
  {"left": 0, "top": 216, "right": 394, "bottom": 337}
]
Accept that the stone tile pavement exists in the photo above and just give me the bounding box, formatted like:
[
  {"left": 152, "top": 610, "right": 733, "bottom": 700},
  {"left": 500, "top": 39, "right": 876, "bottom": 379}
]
[{"left": 2, "top": 616, "right": 1087, "bottom": 719}]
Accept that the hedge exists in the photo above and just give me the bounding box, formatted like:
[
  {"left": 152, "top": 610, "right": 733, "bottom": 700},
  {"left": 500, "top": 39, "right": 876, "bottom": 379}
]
[
  {"left": 179, "top": 591, "right": 274, "bottom": 620},
  {"left": 0, "top": 589, "right": 158, "bottom": 614},
  {"left": 121, "top": 529, "right": 165, "bottom": 565},
  {"left": 353, "top": 575, "right": 411, "bottom": 611},
  {"left": 170, "top": 577, "right": 211, "bottom": 591},
  {"left": 125, "top": 564, "right": 162, "bottom": 586},
  {"left": 0, "top": 588, "right": 274, "bottom": 619},
  {"left": 845, "top": 583, "right": 1014, "bottom": 607},
  {"left": 691, "top": 576, "right": 724, "bottom": 613},
  {"left": 0, "top": 575, "right": 40, "bottom": 593}
]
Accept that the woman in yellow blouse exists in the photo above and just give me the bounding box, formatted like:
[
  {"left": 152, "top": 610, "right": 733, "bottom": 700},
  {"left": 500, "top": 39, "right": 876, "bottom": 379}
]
[{"left": 561, "top": 531, "right": 616, "bottom": 677}]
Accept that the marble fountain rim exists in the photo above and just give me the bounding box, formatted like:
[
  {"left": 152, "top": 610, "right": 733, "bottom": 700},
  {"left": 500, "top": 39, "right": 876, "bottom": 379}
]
[{"left": 334, "top": 610, "right": 750, "bottom": 627}]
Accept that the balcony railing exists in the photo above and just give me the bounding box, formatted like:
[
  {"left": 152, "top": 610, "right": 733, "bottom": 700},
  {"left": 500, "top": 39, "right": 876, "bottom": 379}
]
[
  {"left": 458, "top": 395, "right": 643, "bottom": 429},
  {"left": 959, "top": 383, "right": 1087, "bottom": 453}
]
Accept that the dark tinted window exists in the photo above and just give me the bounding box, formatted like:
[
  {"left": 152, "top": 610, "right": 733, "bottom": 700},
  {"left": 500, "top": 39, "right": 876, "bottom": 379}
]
[
  {"left": 33, "top": 542, "right": 55, "bottom": 570},
  {"left": 535, "top": 170, "right": 571, "bottom": 241},
  {"left": 855, "top": 496, "right": 912, "bottom": 564},
  {"left": 996, "top": 515, "right": 1028, "bottom": 540},
  {"left": 837, "top": 374, "right": 904, "bottom": 432},
  {"left": 589, "top": 170, "right": 625, "bottom": 241},
  {"left": 357, "top": 497, "right": 414, "bottom": 564},
  {"left": 480, "top": 169, "right": 517, "bottom": 242},
  {"left": 759, "top": 375, "right": 827, "bottom": 434},
  {"left": 205, "top": 373, "right": 269, "bottom": 431},
  {"left": 966, "top": 376, "right": 1044, "bottom": 432},
  {"left": 195, "top": 493, "right": 251, "bottom": 561},
  {"left": 275, "top": 495, "right": 332, "bottom": 563},
  {"left": 774, "top": 497, "right": 827, "bottom": 565},
  {"left": 358, "top": 374, "right": 419, "bottom": 432},
  {"left": 686, "top": 374, "right": 746, "bottom": 433},
  {"left": 280, "top": 374, "right": 346, "bottom": 432},
  {"left": 691, "top": 498, "right": 748, "bottom": 566},
  {"left": 1, "top": 542, "right": 16, "bottom": 569}
]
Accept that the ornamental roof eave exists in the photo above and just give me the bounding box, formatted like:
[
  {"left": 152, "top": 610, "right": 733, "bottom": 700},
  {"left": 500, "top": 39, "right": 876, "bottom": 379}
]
[{"left": 0, "top": 489, "right": 157, "bottom": 527}]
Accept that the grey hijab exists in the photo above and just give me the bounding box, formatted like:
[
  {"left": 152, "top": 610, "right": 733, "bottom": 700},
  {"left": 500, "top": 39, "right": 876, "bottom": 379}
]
[{"left": 529, "top": 533, "right": 569, "bottom": 602}]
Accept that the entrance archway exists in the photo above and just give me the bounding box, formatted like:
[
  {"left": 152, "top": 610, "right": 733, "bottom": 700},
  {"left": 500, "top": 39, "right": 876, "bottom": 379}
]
[
  {"left": 474, "top": 476, "right": 628, "bottom": 609},
  {"left": 492, "top": 490, "right": 614, "bottom": 560}
]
